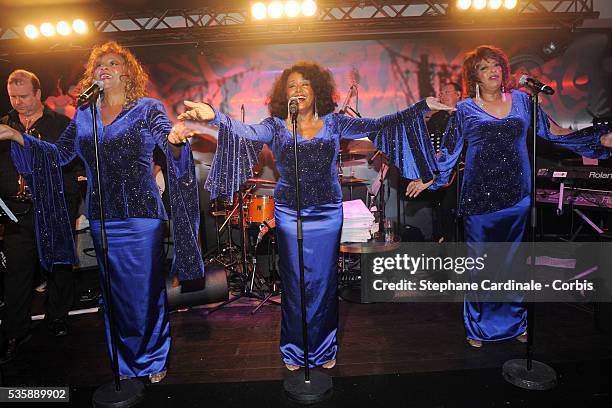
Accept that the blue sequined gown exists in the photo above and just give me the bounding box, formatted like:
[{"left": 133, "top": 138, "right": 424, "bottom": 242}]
[
  {"left": 11, "top": 98, "right": 204, "bottom": 377},
  {"left": 387, "top": 90, "right": 610, "bottom": 342},
  {"left": 205, "top": 101, "right": 431, "bottom": 367}
]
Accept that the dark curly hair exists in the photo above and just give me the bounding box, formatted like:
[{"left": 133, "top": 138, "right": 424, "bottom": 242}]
[
  {"left": 268, "top": 61, "right": 338, "bottom": 119},
  {"left": 462, "top": 45, "right": 514, "bottom": 98}
]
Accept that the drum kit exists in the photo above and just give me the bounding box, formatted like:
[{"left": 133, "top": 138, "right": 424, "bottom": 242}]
[{"left": 205, "top": 177, "right": 281, "bottom": 314}]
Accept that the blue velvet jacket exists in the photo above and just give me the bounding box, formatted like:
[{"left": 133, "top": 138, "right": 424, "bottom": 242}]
[
  {"left": 11, "top": 98, "right": 204, "bottom": 280},
  {"left": 204, "top": 100, "right": 434, "bottom": 208},
  {"left": 428, "top": 90, "right": 611, "bottom": 216}
]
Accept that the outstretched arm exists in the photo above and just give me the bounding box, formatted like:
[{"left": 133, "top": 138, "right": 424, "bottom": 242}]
[
  {"left": 336, "top": 97, "right": 454, "bottom": 140},
  {"left": 529, "top": 95, "right": 612, "bottom": 158},
  {"left": 178, "top": 100, "right": 274, "bottom": 144}
]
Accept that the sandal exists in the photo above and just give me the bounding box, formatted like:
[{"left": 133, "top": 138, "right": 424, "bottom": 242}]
[
  {"left": 322, "top": 359, "right": 336, "bottom": 369},
  {"left": 466, "top": 338, "right": 482, "bottom": 348},
  {"left": 515, "top": 332, "right": 528, "bottom": 343},
  {"left": 149, "top": 370, "right": 167, "bottom": 383}
]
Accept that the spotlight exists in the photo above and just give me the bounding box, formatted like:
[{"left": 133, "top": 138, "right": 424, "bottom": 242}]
[
  {"left": 268, "top": 1, "right": 284, "bottom": 19},
  {"left": 285, "top": 1, "right": 301, "bottom": 18},
  {"left": 40, "top": 22, "right": 56, "bottom": 37},
  {"left": 301, "top": 0, "right": 317, "bottom": 17},
  {"left": 489, "top": 0, "right": 503, "bottom": 9},
  {"left": 72, "top": 19, "right": 88, "bottom": 34},
  {"left": 24, "top": 24, "right": 39, "bottom": 39},
  {"left": 504, "top": 0, "right": 518, "bottom": 9},
  {"left": 251, "top": 2, "right": 267, "bottom": 20},
  {"left": 456, "top": 0, "right": 471, "bottom": 10},
  {"left": 56, "top": 21, "right": 72, "bottom": 36},
  {"left": 473, "top": 0, "right": 487, "bottom": 9}
]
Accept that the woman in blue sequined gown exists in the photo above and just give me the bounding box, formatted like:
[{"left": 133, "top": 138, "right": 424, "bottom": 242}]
[
  {"left": 1, "top": 42, "right": 204, "bottom": 382},
  {"left": 178, "top": 62, "right": 447, "bottom": 370},
  {"left": 403, "top": 45, "right": 612, "bottom": 348}
]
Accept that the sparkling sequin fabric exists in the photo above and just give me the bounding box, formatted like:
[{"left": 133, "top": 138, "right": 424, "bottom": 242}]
[
  {"left": 205, "top": 100, "right": 432, "bottom": 208},
  {"left": 431, "top": 90, "right": 611, "bottom": 216},
  {"left": 11, "top": 98, "right": 204, "bottom": 280}
]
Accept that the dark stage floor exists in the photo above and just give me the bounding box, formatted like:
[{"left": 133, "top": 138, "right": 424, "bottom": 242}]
[{"left": 2, "top": 288, "right": 612, "bottom": 407}]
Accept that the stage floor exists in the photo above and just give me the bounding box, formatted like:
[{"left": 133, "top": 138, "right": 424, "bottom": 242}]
[{"left": 1, "top": 295, "right": 612, "bottom": 407}]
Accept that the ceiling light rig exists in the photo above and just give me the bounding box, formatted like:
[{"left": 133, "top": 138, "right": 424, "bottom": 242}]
[
  {"left": 251, "top": 0, "right": 317, "bottom": 21},
  {"left": 23, "top": 19, "right": 88, "bottom": 40}
]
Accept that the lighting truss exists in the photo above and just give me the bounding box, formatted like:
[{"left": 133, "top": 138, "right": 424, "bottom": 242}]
[{"left": 0, "top": 1, "right": 599, "bottom": 56}]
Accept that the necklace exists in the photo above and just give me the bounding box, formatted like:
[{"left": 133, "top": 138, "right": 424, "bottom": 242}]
[{"left": 477, "top": 92, "right": 504, "bottom": 108}]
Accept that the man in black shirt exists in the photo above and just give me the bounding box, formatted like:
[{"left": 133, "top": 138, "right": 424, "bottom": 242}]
[{"left": 0, "top": 70, "right": 80, "bottom": 364}]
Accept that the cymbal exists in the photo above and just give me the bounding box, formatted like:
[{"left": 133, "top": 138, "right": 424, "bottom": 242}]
[
  {"left": 339, "top": 175, "right": 368, "bottom": 185},
  {"left": 246, "top": 178, "right": 277, "bottom": 187}
]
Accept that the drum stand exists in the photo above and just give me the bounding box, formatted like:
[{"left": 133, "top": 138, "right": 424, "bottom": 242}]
[
  {"left": 251, "top": 224, "right": 281, "bottom": 315},
  {"left": 207, "top": 186, "right": 280, "bottom": 315},
  {"left": 206, "top": 199, "right": 241, "bottom": 270}
]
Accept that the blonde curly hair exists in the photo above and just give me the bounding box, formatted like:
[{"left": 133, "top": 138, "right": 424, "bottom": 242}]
[{"left": 78, "top": 41, "right": 148, "bottom": 107}]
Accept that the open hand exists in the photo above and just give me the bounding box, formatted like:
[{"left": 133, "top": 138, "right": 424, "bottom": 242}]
[
  {"left": 426, "top": 97, "right": 455, "bottom": 112},
  {"left": 601, "top": 132, "right": 612, "bottom": 148},
  {"left": 177, "top": 101, "right": 215, "bottom": 122},
  {"left": 405, "top": 178, "right": 434, "bottom": 198},
  {"left": 0, "top": 124, "right": 21, "bottom": 142}
]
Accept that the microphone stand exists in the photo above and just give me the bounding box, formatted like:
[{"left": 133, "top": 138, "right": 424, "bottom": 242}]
[
  {"left": 283, "top": 105, "right": 333, "bottom": 403},
  {"left": 502, "top": 89, "right": 557, "bottom": 390},
  {"left": 91, "top": 95, "right": 145, "bottom": 407}
]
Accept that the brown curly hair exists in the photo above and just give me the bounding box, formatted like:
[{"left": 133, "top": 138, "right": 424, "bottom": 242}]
[
  {"left": 78, "top": 41, "right": 148, "bottom": 108},
  {"left": 268, "top": 61, "right": 338, "bottom": 119},
  {"left": 462, "top": 45, "right": 514, "bottom": 98}
]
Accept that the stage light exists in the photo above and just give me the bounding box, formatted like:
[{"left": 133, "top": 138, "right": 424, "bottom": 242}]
[
  {"left": 40, "top": 22, "right": 55, "bottom": 37},
  {"left": 489, "top": 0, "right": 503, "bottom": 9},
  {"left": 251, "top": 2, "right": 267, "bottom": 20},
  {"left": 56, "top": 21, "right": 72, "bottom": 36},
  {"left": 473, "top": 0, "right": 487, "bottom": 9},
  {"left": 301, "top": 0, "right": 317, "bottom": 17},
  {"left": 542, "top": 41, "right": 557, "bottom": 56},
  {"left": 72, "top": 19, "right": 88, "bottom": 34},
  {"left": 456, "top": 0, "right": 471, "bottom": 10},
  {"left": 504, "top": 0, "right": 517, "bottom": 9},
  {"left": 24, "top": 24, "right": 39, "bottom": 39},
  {"left": 285, "top": 1, "right": 301, "bottom": 18},
  {"left": 268, "top": 1, "right": 284, "bottom": 18}
]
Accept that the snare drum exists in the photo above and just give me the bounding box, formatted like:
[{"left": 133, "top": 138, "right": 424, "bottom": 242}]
[{"left": 246, "top": 195, "right": 274, "bottom": 223}]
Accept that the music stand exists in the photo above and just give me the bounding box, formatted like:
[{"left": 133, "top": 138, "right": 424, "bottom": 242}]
[{"left": 0, "top": 198, "right": 18, "bottom": 224}]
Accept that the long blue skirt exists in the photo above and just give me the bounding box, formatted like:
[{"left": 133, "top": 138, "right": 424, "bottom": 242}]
[
  {"left": 91, "top": 218, "right": 170, "bottom": 377},
  {"left": 463, "top": 196, "right": 529, "bottom": 342},
  {"left": 275, "top": 201, "right": 342, "bottom": 368}
]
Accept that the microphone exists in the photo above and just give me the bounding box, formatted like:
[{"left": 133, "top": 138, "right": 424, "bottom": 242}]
[
  {"left": 288, "top": 96, "right": 303, "bottom": 118},
  {"left": 519, "top": 75, "right": 555, "bottom": 95},
  {"left": 338, "top": 84, "right": 356, "bottom": 115},
  {"left": 77, "top": 80, "right": 105, "bottom": 106},
  {"left": 256, "top": 220, "right": 273, "bottom": 246}
]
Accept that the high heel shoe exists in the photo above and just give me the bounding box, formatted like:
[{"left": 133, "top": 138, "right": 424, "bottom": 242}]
[
  {"left": 322, "top": 359, "right": 336, "bottom": 369},
  {"left": 285, "top": 364, "right": 299, "bottom": 371},
  {"left": 149, "top": 370, "right": 167, "bottom": 383},
  {"left": 515, "top": 332, "right": 527, "bottom": 343},
  {"left": 466, "top": 338, "right": 482, "bottom": 348}
]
